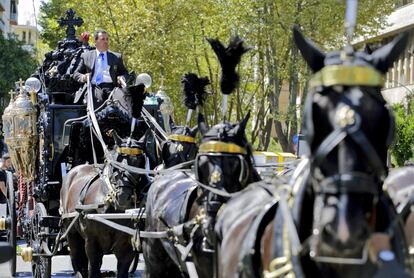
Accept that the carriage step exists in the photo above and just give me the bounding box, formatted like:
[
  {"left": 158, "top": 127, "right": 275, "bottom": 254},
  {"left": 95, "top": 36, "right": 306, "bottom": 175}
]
[{"left": 40, "top": 216, "right": 61, "bottom": 229}]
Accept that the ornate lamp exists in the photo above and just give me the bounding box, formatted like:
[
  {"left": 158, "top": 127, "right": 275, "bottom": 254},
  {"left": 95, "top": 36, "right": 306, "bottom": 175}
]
[
  {"left": 156, "top": 85, "right": 174, "bottom": 134},
  {"left": 2, "top": 79, "right": 39, "bottom": 182}
]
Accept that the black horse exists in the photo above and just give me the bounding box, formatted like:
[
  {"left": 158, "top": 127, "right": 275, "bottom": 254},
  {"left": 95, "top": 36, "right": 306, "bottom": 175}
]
[
  {"left": 215, "top": 27, "right": 412, "bottom": 278},
  {"left": 142, "top": 122, "right": 200, "bottom": 278},
  {"left": 144, "top": 35, "right": 256, "bottom": 278},
  {"left": 60, "top": 80, "right": 149, "bottom": 278},
  {"left": 143, "top": 111, "right": 262, "bottom": 278}
]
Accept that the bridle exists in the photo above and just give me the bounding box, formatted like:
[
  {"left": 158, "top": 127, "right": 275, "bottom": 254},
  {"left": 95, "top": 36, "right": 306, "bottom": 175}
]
[
  {"left": 305, "top": 65, "right": 393, "bottom": 196},
  {"left": 194, "top": 140, "right": 250, "bottom": 189},
  {"left": 304, "top": 65, "right": 393, "bottom": 264},
  {"left": 163, "top": 133, "right": 197, "bottom": 165}
]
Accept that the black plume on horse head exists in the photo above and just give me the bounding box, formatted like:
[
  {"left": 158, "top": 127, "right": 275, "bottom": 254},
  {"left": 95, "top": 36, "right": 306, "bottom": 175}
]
[
  {"left": 122, "top": 72, "right": 147, "bottom": 119},
  {"left": 181, "top": 72, "right": 210, "bottom": 109},
  {"left": 207, "top": 36, "right": 251, "bottom": 95}
]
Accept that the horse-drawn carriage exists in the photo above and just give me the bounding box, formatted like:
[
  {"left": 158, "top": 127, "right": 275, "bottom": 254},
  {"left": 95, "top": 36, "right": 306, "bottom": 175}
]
[
  {"left": 0, "top": 9, "right": 172, "bottom": 277},
  {"left": 2, "top": 2, "right": 414, "bottom": 278}
]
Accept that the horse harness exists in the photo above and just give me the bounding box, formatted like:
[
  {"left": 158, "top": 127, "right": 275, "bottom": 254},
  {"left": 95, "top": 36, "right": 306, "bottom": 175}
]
[{"left": 265, "top": 65, "right": 392, "bottom": 277}]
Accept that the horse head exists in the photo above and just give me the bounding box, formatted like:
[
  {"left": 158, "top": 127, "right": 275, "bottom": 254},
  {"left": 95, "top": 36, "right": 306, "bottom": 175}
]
[
  {"left": 161, "top": 125, "right": 199, "bottom": 168},
  {"left": 294, "top": 26, "right": 408, "bottom": 260},
  {"left": 110, "top": 130, "right": 147, "bottom": 211},
  {"left": 196, "top": 112, "right": 260, "bottom": 194}
]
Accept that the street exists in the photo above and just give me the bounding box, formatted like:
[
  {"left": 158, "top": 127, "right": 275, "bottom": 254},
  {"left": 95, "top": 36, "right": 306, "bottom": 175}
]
[{"left": 0, "top": 241, "right": 145, "bottom": 277}]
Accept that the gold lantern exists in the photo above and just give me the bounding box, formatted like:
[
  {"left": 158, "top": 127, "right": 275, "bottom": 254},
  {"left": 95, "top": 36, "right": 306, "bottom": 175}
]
[{"left": 2, "top": 79, "right": 39, "bottom": 182}]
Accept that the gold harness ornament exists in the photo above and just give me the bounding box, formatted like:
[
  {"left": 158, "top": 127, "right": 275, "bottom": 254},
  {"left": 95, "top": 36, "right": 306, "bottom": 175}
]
[
  {"left": 116, "top": 147, "right": 143, "bottom": 156},
  {"left": 168, "top": 134, "right": 196, "bottom": 143},
  {"left": 308, "top": 65, "right": 385, "bottom": 90},
  {"left": 199, "top": 141, "right": 247, "bottom": 155}
]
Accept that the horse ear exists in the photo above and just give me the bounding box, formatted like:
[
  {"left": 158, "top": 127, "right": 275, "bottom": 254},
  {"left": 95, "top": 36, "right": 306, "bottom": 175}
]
[
  {"left": 109, "top": 130, "right": 123, "bottom": 146},
  {"left": 189, "top": 125, "right": 199, "bottom": 137},
  {"left": 236, "top": 111, "right": 250, "bottom": 137},
  {"left": 198, "top": 113, "right": 209, "bottom": 135},
  {"left": 293, "top": 25, "right": 325, "bottom": 73},
  {"left": 370, "top": 32, "right": 408, "bottom": 73}
]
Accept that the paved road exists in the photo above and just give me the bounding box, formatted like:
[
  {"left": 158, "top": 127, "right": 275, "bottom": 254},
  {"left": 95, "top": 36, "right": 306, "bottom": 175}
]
[
  {"left": 0, "top": 241, "right": 145, "bottom": 277},
  {"left": 0, "top": 203, "right": 143, "bottom": 277}
]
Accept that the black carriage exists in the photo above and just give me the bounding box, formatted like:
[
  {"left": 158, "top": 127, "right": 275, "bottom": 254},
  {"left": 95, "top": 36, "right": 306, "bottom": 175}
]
[{"left": 0, "top": 9, "right": 168, "bottom": 277}]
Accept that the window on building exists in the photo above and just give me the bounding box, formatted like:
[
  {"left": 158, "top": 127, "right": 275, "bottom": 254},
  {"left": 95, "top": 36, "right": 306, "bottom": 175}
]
[
  {"left": 11, "top": 1, "right": 17, "bottom": 14},
  {"left": 384, "top": 30, "right": 414, "bottom": 89},
  {"left": 29, "top": 31, "right": 31, "bottom": 44},
  {"left": 22, "top": 31, "right": 26, "bottom": 43}
]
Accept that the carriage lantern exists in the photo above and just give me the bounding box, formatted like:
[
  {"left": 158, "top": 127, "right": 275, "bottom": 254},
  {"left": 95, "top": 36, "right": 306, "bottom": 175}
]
[
  {"left": 2, "top": 78, "right": 40, "bottom": 182},
  {"left": 156, "top": 85, "right": 174, "bottom": 134}
]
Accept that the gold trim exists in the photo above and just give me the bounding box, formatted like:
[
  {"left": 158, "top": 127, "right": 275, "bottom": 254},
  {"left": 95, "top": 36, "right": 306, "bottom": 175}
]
[
  {"left": 309, "top": 65, "right": 384, "bottom": 90},
  {"left": 117, "top": 147, "right": 143, "bottom": 155},
  {"left": 168, "top": 134, "right": 196, "bottom": 143},
  {"left": 0, "top": 218, "right": 6, "bottom": 230},
  {"left": 199, "top": 141, "right": 247, "bottom": 155},
  {"left": 21, "top": 247, "right": 33, "bottom": 262}
]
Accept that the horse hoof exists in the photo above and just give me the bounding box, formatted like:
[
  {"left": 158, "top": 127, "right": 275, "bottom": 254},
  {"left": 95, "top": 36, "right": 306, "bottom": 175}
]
[{"left": 102, "top": 270, "right": 117, "bottom": 277}]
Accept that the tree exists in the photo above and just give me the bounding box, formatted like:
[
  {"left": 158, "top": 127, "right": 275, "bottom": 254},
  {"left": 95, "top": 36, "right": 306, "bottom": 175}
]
[
  {"left": 390, "top": 97, "right": 414, "bottom": 166},
  {"left": 0, "top": 34, "right": 38, "bottom": 113},
  {"left": 38, "top": 0, "right": 396, "bottom": 151}
]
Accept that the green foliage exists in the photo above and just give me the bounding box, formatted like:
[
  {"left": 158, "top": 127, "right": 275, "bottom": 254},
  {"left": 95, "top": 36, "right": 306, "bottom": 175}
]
[
  {"left": 38, "top": 0, "right": 396, "bottom": 150},
  {"left": 390, "top": 100, "right": 414, "bottom": 167},
  {"left": 38, "top": 0, "right": 70, "bottom": 49},
  {"left": 0, "top": 35, "right": 38, "bottom": 112}
]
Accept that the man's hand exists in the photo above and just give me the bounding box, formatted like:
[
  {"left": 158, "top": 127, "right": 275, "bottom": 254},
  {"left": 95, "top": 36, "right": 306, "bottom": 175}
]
[
  {"left": 117, "top": 76, "right": 127, "bottom": 88},
  {"left": 81, "top": 73, "right": 91, "bottom": 83}
]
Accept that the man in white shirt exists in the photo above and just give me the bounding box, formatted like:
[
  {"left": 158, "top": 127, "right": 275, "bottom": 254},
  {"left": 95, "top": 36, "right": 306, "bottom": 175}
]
[{"left": 73, "top": 29, "right": 128, "bottom": 106}]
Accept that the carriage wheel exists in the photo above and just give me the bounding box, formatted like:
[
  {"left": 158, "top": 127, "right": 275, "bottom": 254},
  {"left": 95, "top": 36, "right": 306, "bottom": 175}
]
[
  {"left": 129, "top": 251, "right": 140, "bottom": 274},
  {"left": 31, "top": 203, "right": 52, "bottom": 278},
  {"left": 6, "top": 177, "right": 16, "bottom": 277}
]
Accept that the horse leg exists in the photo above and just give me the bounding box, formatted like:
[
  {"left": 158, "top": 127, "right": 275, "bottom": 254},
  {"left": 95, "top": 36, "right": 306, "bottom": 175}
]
[
  {"left": 85, "top": 238, "right": 103, "bottom": 278},
  {"left": 113, "top": 241, "right": 135, "bottom": 278},
  {"left": 115, "top": 253, "right": 135, "bottom": 278},
  {"left": 142, "top": 238, "right": 184, "bottom": 278},
  {"left": 67, "top": 231, "right": 88, "bottom": 277}
]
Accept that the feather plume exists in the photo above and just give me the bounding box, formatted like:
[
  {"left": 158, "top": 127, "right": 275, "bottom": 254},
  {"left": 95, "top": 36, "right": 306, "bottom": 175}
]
[
  {"left": 181, "top": 72, "right": 210, "bottom": 109},
  {"left": 207, "top": 36, "right": 250, "bottom": 95}
]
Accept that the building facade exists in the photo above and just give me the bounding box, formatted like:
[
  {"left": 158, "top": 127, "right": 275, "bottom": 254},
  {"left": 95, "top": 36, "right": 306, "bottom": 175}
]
[
  {"left": 366, "top": 1, "right": 414, "bottom": 105},
  {"left": 11, "top": 22, "right": 38, "bottom": 52},
  {"left": 0, "top": 0, "right": 18, "bottom": 36}
]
